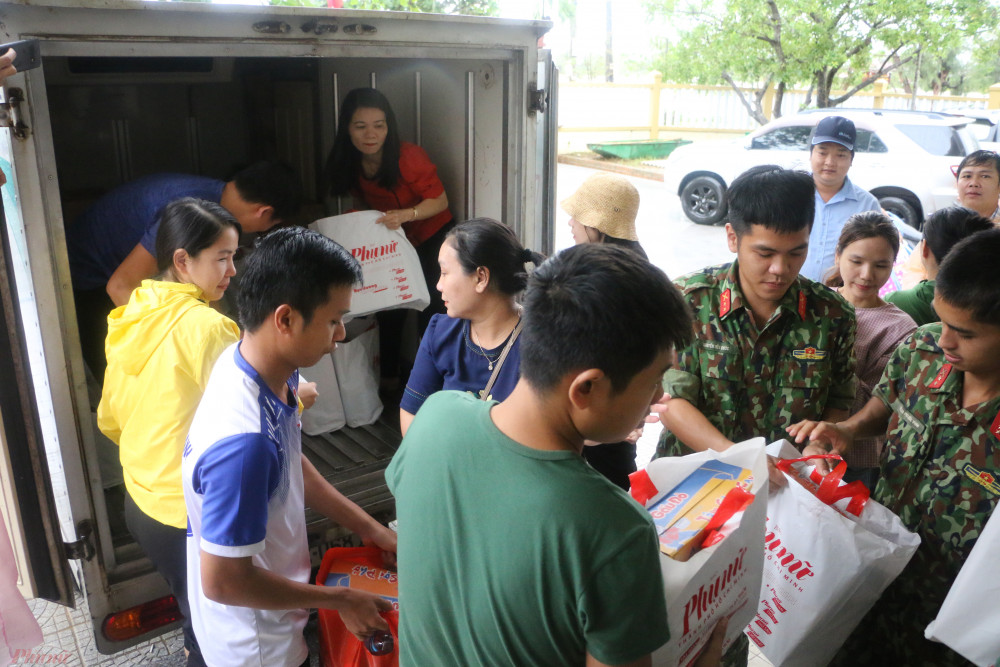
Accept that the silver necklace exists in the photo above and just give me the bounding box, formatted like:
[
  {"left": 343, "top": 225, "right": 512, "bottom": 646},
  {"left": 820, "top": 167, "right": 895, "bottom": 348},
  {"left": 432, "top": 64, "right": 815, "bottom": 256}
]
[
  {"left": 468, "top": 319, "right": 518, "bottom": 371},
  {"left": 468, "top": 324, "right": 501, "bottom": 370}
]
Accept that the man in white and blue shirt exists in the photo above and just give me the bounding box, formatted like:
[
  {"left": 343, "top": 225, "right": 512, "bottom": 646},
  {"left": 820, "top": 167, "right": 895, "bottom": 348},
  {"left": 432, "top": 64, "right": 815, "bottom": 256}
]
[
  {"left": 184, "top": 228, "right": 396, "bottom": 667},
  {"left": 800, "top": 116, "right": 881, "bottom": 282}
]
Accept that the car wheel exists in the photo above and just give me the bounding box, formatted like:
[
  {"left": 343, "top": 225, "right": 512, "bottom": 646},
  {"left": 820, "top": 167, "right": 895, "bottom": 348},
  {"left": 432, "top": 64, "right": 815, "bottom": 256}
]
[
  {"left": 879, "top": 196, "right": 920, "bottom": 230},
  {"left": 680, "top": 176, "right": 728, "bottom": 225}
]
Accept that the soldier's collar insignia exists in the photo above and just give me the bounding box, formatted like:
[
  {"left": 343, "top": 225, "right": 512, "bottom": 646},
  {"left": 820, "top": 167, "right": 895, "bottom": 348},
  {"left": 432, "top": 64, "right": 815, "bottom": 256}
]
[
  {"left": 991, "top": 409, "right": 1000, "bottom": 440},
  {"left": 720, "top": 288, "right": 732, "bottom": 317},
  {"left": 929, "top": 363, "right": 953, "bottom": 389},
  {"left": 792, "top": 347, "right": 827, "bottom": 361},
  {"left": 962, "top": 463, "right": 1000, "bottom": 496},
  {"left": 798, "top": 292, "right": 807, "bottom": 319}
]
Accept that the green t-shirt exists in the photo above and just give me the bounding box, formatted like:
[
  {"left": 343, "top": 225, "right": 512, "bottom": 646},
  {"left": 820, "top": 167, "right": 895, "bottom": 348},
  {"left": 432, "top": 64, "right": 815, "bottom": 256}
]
[
  {"left": 885, "top": 279, "right": 937, "bottom": 326},
  {"left": 386, "top": 391, "right": 669, "bottom": 666}
]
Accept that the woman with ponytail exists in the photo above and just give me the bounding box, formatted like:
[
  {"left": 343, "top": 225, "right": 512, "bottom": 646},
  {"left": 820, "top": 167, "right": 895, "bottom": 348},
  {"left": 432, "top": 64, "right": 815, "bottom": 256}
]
[{"left": 399, "top": 218, "right": 543, "bottom": 436}]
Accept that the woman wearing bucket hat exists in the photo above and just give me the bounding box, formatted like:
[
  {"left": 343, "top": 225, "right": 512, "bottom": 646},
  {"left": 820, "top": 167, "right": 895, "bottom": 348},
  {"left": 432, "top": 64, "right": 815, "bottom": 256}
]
[
  {"left": 562, "top": 172, "right": 647, "bottom": 260},
  {"left": 560, "top": 172, "right": 647, "bottom": 490}
]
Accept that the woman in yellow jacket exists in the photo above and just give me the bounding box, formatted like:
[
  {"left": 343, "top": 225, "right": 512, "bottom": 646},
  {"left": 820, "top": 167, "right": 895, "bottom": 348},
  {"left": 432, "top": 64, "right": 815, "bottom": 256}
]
[{"left": 98, "top": 198, "right": 240, "bottom": 666}]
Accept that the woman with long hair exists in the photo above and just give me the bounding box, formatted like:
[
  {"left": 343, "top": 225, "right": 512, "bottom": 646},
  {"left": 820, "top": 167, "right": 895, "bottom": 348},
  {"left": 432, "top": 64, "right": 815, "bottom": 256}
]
[
  {"left": 327, "top": 87, "right": 454, "bottom": 387},
  {"left": 98, "top": 198, "right": 242, "bottom": 666}
]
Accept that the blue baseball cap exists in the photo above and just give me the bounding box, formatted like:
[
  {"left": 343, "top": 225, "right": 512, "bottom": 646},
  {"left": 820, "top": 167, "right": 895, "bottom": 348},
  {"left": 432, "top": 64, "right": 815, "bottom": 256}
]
[{"left": 812, "top": 116, "right": 856, "bottom": 151}]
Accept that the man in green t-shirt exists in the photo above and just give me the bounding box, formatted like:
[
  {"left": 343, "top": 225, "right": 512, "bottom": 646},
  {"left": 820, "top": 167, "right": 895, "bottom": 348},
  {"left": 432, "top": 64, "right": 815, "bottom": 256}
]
[
  {"left": 886, "top": 206, "right": 993, "bottom": 325},
  {"left": 387, "top": 244, "right": 726, "bottom": 667}
]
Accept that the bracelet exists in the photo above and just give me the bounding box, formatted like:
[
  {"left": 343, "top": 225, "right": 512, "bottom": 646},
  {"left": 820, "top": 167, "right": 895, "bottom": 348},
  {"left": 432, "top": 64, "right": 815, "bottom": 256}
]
[{"left": 412, "top": 207, "right": 418, "bottom": 221}]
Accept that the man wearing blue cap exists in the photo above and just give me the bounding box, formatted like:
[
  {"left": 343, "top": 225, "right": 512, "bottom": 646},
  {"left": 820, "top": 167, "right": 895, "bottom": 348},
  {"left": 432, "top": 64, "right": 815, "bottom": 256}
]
[{"left": 800, "top": 116, "right": 881, "bottom": 282}]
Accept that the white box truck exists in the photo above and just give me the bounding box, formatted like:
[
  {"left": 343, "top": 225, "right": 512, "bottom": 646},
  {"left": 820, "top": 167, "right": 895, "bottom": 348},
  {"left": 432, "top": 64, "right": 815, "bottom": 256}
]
[{"left": 0, "top": 0, "right": 556, "bottom": 653}]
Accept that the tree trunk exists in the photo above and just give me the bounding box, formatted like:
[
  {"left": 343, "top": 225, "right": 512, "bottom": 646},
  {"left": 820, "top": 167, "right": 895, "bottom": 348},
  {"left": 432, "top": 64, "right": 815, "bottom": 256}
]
[
  {"left": 773, "top": 81, "right": 785, "bottom": 118},
  {"left": 815, "top": 70, "right": 831, "bottom": 108},
  {"left": 722, "top": 72, "right": 768, "bottom": 125}
]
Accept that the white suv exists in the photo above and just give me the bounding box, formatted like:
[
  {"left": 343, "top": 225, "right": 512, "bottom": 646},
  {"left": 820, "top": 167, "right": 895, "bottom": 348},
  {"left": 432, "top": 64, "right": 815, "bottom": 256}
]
[{"left": 665, "top": 109, "right": 978, "bottom": 228}]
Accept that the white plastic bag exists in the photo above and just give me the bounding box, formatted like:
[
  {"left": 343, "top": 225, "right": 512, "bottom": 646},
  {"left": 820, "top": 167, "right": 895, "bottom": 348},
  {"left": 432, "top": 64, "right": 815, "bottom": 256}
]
[
  {"left": 747, "top": 440, "right": 921, "bottom": 667},
  {"left": 310, "top": 211, "right": 430, "bottom": 319},
  {"left": 300, "top": 353, "right": 347, "bottom": 436},
  {"left": 333, "top": 322, "right": 383, "bottom": 428},
  {"left": 300, "top": 318, "right": 383, "bottom": 433},
  {"left": 925, "top": 510, "right": 1000, "bottom": 666},
  {"left": 632, "top": 438, "right": 769, "bottom": 667}
]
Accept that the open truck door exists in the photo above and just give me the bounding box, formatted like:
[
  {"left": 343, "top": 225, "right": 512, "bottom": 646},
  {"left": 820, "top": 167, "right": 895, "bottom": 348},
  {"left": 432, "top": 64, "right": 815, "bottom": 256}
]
[
  {"left": 0, "top": 86, "right": 81, "bottom": 608},
  {"left": 0, "top": 48, "right": 181, "bottom": 653},
  {"left": 0, "top": 0, "right": 554, "bottom": 655}
]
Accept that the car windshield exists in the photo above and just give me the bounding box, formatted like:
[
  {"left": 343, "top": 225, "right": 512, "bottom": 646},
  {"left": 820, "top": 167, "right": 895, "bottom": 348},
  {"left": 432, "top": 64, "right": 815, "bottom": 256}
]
[
  {"left": 895, "top": 123, "right": 971, "bottom": 156},
  {"left": 749, "top": 126, "right": 811, "bottom": 150}
]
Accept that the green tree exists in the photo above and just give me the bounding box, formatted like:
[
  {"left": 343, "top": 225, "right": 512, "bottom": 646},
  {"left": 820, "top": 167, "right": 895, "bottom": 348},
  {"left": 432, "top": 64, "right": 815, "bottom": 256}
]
[{"left": 645, "top": 0, "right": 996, "bottom": 123}]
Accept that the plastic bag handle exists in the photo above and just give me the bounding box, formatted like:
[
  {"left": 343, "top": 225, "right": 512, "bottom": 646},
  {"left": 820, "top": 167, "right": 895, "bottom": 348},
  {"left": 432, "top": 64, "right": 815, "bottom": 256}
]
[
  {"left": 776, "top": 455, "right": 870, "bottom": 516},
  {"left": 700, "top": 485, "right": 755, "bottom": 548},
  {"left": 628, "top": 468, "right": 659, "bottom": 506}
]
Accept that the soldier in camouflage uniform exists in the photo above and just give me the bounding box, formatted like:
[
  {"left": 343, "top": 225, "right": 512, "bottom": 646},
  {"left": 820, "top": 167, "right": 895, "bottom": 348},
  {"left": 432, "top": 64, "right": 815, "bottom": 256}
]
[
  {"left": 789, "top": 228, "right": 1000, "bottom": 666},
  {"left": 657, "top": 166, "right": 857, "bottom": 667},
  {"left": 656, "top": 166, "right": 857, "bottom": 460}
]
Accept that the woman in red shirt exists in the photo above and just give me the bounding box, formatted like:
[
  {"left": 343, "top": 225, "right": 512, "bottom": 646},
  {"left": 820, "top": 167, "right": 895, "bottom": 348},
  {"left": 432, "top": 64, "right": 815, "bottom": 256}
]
[{"left": 327, "top": 87, "right": 454, "bottom": 386}]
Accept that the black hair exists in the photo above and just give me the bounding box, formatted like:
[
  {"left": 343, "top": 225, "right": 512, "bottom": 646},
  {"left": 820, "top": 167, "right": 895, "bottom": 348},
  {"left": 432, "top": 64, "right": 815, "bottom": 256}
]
[
  {"left": 446, "top": 218, "right": 545, "bottom": 295},
  {"left": 327, "top": 88, "right": 402, "bottom": 195},
  {"left": 154, "top": 197, "right": 241, "bottom": 274},
  {"left": 238, "top": 227, "right": 362, "bottom": 333},
  {"left": 601, "top": 234, "right": 648, "bottom": 260},
  {"left": 955, "top": 149, "right": 1000, "bottom": 181},
  {"left": 726, "top": 165, "right": 815, "bottom": 236},
  {"left": 936, "top": 227, "right": 1000, "bottom": 327},
  {"left": 520, "top": 244, "right": 692, "bottom": 393},
  {"left": 231, "top": 161, "right": 302, "bottom": 222},
  {"left": 922, "top": 206, "right": 994, "bottom": 264},
  {"left": 824, "top": 210, "right": 899, "bottom": 287}
]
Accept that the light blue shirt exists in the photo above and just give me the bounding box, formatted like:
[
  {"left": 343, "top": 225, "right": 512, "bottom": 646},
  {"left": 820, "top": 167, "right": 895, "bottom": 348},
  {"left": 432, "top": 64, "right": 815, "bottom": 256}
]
[{"left": 800, "top": 176, "right": 881, "bottom": 282}]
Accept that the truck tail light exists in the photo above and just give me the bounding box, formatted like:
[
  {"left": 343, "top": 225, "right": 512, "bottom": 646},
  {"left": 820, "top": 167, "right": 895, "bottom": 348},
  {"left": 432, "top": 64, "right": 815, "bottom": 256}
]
[
  {"left": 102, "top": 595, "right": 182, "bottom": 642},
  {"left": 951, "top": 165, "right": 960, "bottom": 177}
]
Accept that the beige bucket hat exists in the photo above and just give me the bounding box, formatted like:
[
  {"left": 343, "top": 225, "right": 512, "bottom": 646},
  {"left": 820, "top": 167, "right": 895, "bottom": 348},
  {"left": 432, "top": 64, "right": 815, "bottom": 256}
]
[{"left": 560, "top": 172, "right": 640, "bottom": 241}]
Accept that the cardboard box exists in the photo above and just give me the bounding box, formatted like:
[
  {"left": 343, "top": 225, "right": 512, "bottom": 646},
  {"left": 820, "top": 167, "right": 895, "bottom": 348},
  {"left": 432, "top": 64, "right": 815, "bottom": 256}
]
[
  {"left": 323, "top": 562, "right": 399, "bottom": 609},
  {"left": 658, "top": 470, "right": 751, "bottom": 561},
  {"left": 646, "top": 460, "right": 748, "bottom": 536}
]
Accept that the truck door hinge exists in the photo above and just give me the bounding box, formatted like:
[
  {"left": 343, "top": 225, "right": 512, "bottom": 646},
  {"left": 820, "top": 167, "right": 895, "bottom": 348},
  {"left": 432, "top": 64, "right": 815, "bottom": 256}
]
[
  {"left": 0, "top": 88, "right": 30, "bottom": 140},
  {"left": 528, "top": 84, "right": 547, "bottom": 115},
  {"left": 63, "top": 520, "right": 95, "bottom": 562}
]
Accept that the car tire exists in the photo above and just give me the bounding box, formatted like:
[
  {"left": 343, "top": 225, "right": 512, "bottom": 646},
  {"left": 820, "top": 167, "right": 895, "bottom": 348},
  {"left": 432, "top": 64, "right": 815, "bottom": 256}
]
[
  {"left": 680, "top": 176, "right": 728, "bottom": 225},
  {"left": 878, "top": 196, "right": 920, "bottom": 230}
]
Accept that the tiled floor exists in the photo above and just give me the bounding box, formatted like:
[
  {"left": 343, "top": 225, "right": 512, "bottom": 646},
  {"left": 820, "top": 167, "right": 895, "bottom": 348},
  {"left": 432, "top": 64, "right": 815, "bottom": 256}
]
[
  {"left": 23, "top": 596, "right": 186, "bottom": 666},
  {"left": 22, "top": 595, "right": 323, "bottom": 667}
]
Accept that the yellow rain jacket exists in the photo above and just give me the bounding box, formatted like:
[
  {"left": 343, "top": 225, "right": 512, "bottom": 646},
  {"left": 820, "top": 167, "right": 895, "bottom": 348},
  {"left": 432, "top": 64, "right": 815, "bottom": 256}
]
[{"left": 98, "top": 280, "right": 240, "bottom": 529}]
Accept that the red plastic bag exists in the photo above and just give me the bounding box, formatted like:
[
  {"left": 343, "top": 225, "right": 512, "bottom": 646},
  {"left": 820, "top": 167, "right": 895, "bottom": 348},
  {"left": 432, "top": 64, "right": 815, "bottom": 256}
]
[{"left": 316, "top": 547, "right": 399, "bottom": 667}]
